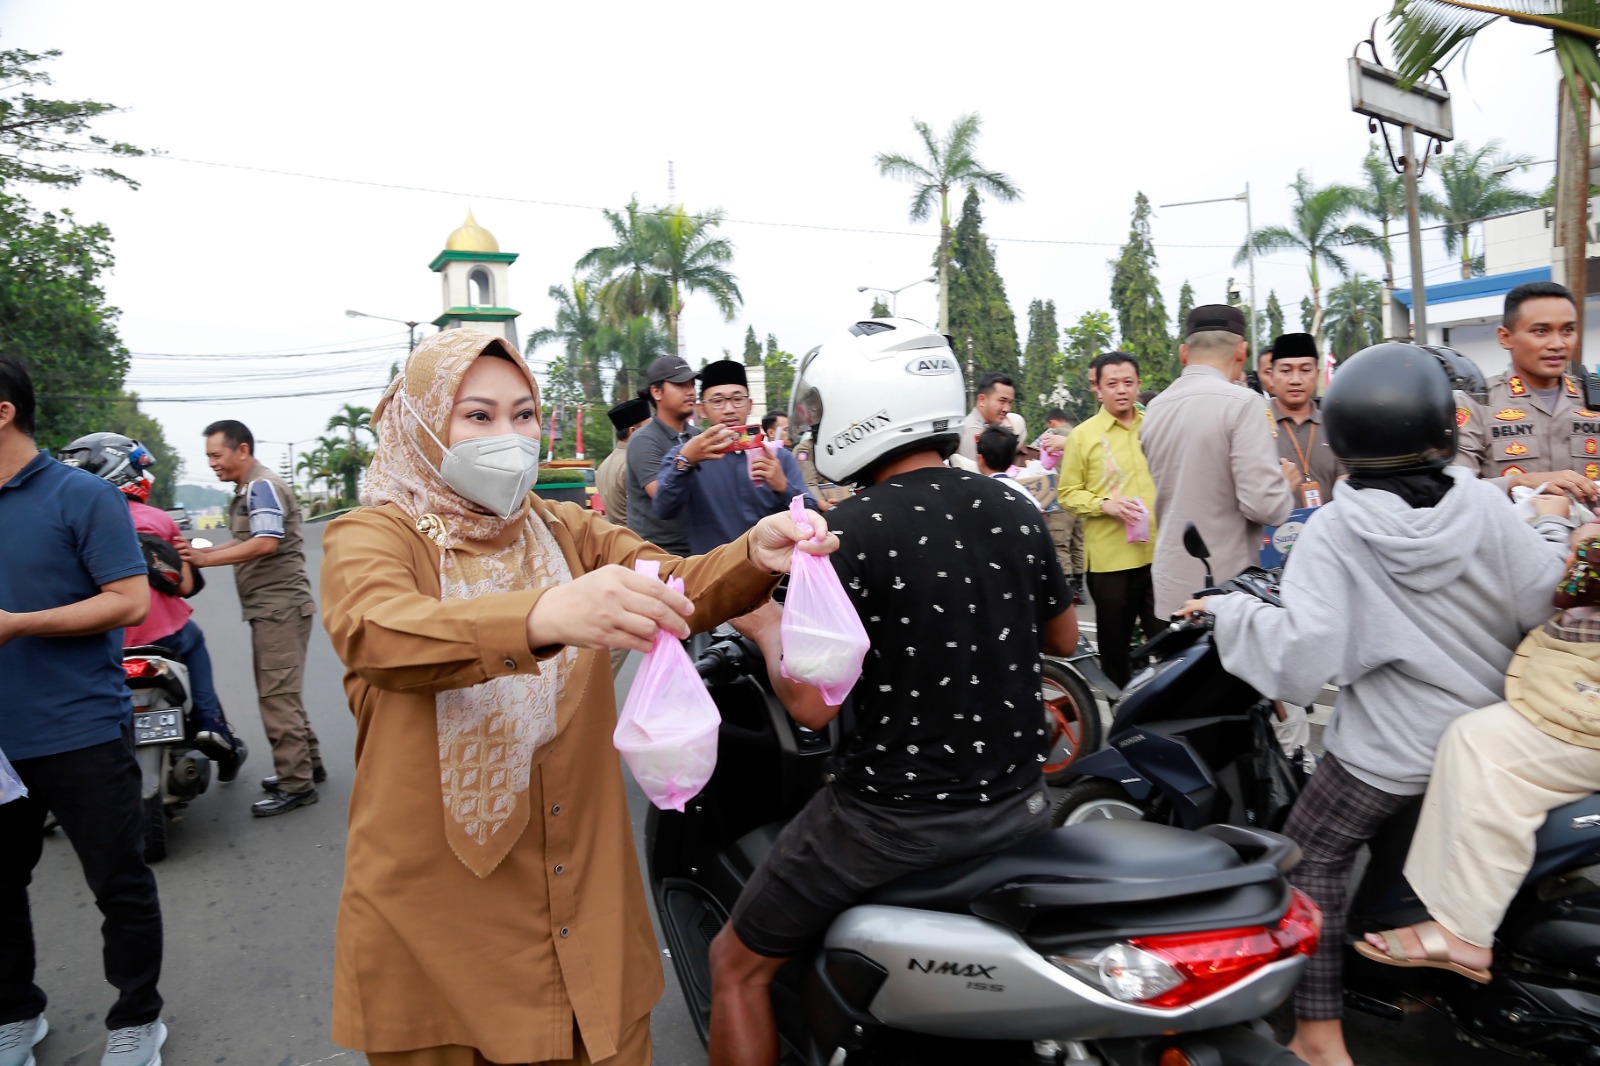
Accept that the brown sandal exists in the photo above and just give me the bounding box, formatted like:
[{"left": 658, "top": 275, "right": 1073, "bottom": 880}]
[{"left": 1354, "top": 925, "right": 1492, "bottom": 984}]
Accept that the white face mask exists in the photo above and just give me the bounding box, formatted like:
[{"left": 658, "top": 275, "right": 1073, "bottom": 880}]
[{"left": 403, "top": 394, "right": 542, "bottom": 519}]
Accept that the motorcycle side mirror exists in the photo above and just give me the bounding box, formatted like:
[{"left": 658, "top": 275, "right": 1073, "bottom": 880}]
[
  {"left": 1182, "top": 522, "right": 1214, "bottom": 587},
  {"left": 190, "top": 537, "right": 213, "bottom": 550}
]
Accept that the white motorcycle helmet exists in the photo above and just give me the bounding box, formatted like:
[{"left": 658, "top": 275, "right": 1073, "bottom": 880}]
[{"left": 791, "top": 319, "right": 966, "bottom": 485}]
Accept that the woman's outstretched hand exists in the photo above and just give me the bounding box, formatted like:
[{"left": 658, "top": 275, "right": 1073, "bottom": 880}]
[
  {"left": 526, "top": 564, "right": 695, "bottom": 653},
  {"left": 747, "top": 508, "right": 839, "bottom": 573}
]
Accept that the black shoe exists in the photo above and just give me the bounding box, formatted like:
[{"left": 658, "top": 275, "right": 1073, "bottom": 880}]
[
  {"left": 214, "top": 736, "right": 247, "bottom": 784},
  {"left": 252, "top": 788, "right": 318, "bottom": 818},
  {"left": 260, "top": 765, "right": 326, "bottom": 791}
]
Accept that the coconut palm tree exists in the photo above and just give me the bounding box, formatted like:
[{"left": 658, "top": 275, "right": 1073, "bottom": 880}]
[
  {"left": 1421, "top": 139, "right": 1540, "bottom": 279},
  {"left": 575, "top": 199, "right": 670, "bottom": 326},
  {"left": 1236, "top": 171, "right": 1377, "bottom": 346},
  {"left": 875, "top": 113, "right": 1021, "bottom": 335},
  {"left": 647, "top": 205, "right": 741, "bottom": 355},
  {"left": 528, "top": 279, "right": 607, "bottom": 401},
  {"left": 1322, "top": 274, "right": 1385, "bottom": 360},
  {"left": 322, "top": 407, "right": 374, "bottom": 504},
  {"left": 1354, "top": 142, "right": 1416, "bottom": 287},
  {"left": 601, "top": 315, "right": 671, "bottom": 402}
]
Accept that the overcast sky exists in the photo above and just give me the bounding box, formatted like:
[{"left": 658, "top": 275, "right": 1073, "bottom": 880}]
[{"left": 8, "top": 0, "right": 1559, "bottom": 487}]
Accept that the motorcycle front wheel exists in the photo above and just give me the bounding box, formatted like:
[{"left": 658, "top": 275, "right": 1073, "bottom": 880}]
[
  {"left": 1041, "top": 660, "right": 1103, "bottom": 784},
  {"left": 1051, "top": 778, "right": 1152, "bottom": 826}
]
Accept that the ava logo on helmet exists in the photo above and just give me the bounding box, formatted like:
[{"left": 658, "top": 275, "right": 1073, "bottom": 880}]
[
  {"left": 826, "top": 409, "right": 892, "bottom": 455},
  {"left": 905, "top": 355, "right": 958, "bottom": 376}
]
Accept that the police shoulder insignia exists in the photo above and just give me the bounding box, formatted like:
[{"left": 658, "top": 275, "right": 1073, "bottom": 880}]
[
  {"left": 1580, "top": 409, "right": 1600, "bottom": 418},
  {"left": 1504, "top": 441, "right": 1529, "bottom": 457},
  {"left": 1503, "top": 464, "right": 1527, "bottom": 476},
  {"left": 1588, "top": 438, "right": 1599, "bottom": 456},
  {"left": 1509, "top": 376, "right": 1528, "bottom": 396},
  {"left": 1588, "top": 462, "right": 1600, "bottom": 481},
  {"left": 1495, "top": 408, "right": 1528, "bottom": 421},
  {"left": 1568, "top": 377, "right": 1582, "bottom": 397},
  {"left": 1455, "top": 407, "right": 1471, "bottom": 427}
]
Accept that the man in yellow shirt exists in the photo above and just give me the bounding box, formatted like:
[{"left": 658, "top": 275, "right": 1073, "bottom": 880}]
[{"left": 1057, "top": 351, "right": 1160, "bottom": 688}]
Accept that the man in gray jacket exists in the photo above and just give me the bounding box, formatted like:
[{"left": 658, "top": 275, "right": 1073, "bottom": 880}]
[
  {"left": 1178, "top": 343, "right": 1572, "bottom": 1066},
  {"left": 1141, "top": 304, "right": 1297, "bottom": 616}
]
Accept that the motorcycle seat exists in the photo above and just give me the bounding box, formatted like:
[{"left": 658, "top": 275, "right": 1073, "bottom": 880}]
[
  {"left": 125, "top": 644, "right": 180, "bottom": 659},
  {"left": 864, "top": 821, "right": 1293, "bottom": 934}
]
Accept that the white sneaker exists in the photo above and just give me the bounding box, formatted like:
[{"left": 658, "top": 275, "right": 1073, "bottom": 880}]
[
  {"left": 102, "top": 1019, "right": 166, "bottom": 1066},
  {"left": 0, "top": 1015, "right": 47, "bottom": 1066}
]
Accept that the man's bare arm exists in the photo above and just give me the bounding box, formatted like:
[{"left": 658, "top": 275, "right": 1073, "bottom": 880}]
[{"left": 0, "top": 574, "right": 149, "bottom": 646}]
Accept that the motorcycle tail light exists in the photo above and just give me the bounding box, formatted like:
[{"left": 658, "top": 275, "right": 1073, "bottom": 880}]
[
  {"left": 124, "top": 659, "right": 160, "bottom": 679},
  {"left": 1050, "top": 888, "right": 1322, "bottom": 1009}
]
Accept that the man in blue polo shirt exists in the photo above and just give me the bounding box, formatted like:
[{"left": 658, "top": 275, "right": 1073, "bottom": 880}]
[{"left": 0, "top": 357, "right": 169, "bottom": 1066}]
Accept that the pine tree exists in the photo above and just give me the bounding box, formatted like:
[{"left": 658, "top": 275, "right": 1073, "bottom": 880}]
[
  {"left": 946, "top": 187, "right": 1021, "bottom": 387},
  {"left": 1172, "top": 280, "right": 1195, "bottom": 380},
  {"left": 763, "top": 334, "right": 796, "bottom": 414},
  {"left": 869, "top": 297, "right": 891, "bottom": 318},
  {"left": 1110, "top": 192, "right": 1173, "bottom": 391},
  {"left": 1019, "top": 299, "right": 1061, "bottom": 434},
  {"left": 1265, "top": 290, "right": 1285, "bottom": 344},
  {"left": 741, "top": 325, "right": 761, "bottom": 366},
  {"left": 1300, "top": 296, "right": 1316, "bottom": 333},
  {"left": 1058, "top": 311, "right": 1117, "bottom": 424}
]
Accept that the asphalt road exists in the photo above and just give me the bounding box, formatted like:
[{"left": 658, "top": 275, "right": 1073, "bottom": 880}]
[{"left": 23, "top": 524, "right": 1516, "bottom": 1065}]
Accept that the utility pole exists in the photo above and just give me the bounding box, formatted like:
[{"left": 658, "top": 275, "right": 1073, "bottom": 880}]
[
  {"left": 1400, "top": 122, "right": 1429, "bottom": 341},
  {"left": 965, "top": 337, "right": 975, "bottom": 409},
  {"left": 1556, "top": 77, "right": 1591, "bottom": 374}
]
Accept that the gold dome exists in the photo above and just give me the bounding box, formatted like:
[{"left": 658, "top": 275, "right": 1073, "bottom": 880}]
[{"left": 445, "top": 210, "right": 499, "bottom": 253}]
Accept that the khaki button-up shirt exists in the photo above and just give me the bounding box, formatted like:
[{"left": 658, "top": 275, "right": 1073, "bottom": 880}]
[
  {"left": 1141, "top": 365, "right": 1295, "bottom": 616},
  {"left": 595, "top": 441, "right": 629, "bottom": 527},
  {"left": 228, "top": 460, "right": 313, "bottom": 619},
  {"left": 1458, "top": 371, "right": 1600, "bottom": 481},
  {"left": 320, "top": 497, "right": 776, "bottom": 1062}
]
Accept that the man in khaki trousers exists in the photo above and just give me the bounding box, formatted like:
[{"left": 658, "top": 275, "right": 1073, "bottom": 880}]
[{"left": 181, "top": 419, "right": 323, "bottom": 817}]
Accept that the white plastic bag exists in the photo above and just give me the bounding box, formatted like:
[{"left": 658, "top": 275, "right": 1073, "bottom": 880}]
[
  {"left": 0, "top": 745, "right": 26, "bottom": 805},
  {"left": 612, "top": 560, "right": 721, "bottom": 811},
  {"left": 779, "top": 495, "right": 870, "bottom": 704}
]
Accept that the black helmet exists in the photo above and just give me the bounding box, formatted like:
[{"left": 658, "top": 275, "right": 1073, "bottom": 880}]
[
  {"left": 1416, "top": 344, "right": 1488, "bottom": 405},
  {"left": 59, "top": 432, "right": 154, "bottom": 494},
  {"left": 1324, "top": 342, "right": 1457, "bottom": 475}
]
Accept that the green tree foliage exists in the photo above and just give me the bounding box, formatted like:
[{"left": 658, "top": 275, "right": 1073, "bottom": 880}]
[
  {"left": 1174, "top": 281, "right": 1196, "bottom": 341},
  {"left": 0, "top": 193, "right": 128, "bottom": 448},
  {"left": 1239, "top": 171, "right": 1375, "bottom": 347},
  {"left": 1265, "top": 290, "right": 1285, "bottom": 344},
  {"left": 575, "top": 198, "right": 669, "bottom": 325},
  {"left": 0, "top": 43, "right": 146, "bottom": 188},
  {"left": 875, "top": 113, "right": 1020, "bottom": 335},
  {"left": 1300, "top": 296, "right": 1316, "bottom": 334},
  {"left": 741, "top": 326, "right": 761, "bottom": 366},
  {"left": 763, "top": 334, "right": 796, "bottom": 416},
  {"left": 946, "top": 187, "right": 1021, "bottom": 386},
  {"left": 1422, "top": 139, "right": 1541, "bottom": 278},
  {"left": 1356, "top": 142, "right": 1410, "bottom": 286},
  {"left": 868, "top": 297, "right": 891, "bottom": 318},
  {"left": 324, "top": 403, "right": 375, "bottom": 505},
  {"left": 1323, "top": 274, "right": 1385, "bottom": 360},
  {"left": 1058, "top": 311, "right": 1116, "bottom": 424},
  {"left": 602, "top": 315, "right": 671, "bottom": 402},
  {"left": 1110, "top": 193, "right": 1174, "bottom": 391},
  {"left": 96, "top": 391, "right": 179, "bottom": 509},
  {"left": 528, "top": 279, "right": 607, "bottom": 401},
  {"left": 1019, "top": 298, "right": 1062, "bottom": 434}
]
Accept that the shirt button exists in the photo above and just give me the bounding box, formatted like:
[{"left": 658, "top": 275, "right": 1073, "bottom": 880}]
[
  {"left": 559, "top": 926, "right": 570, "bottom": 938},
  {"left": 554, "top": 864, "right": 565, "bottom": 875},
  {"left": 503, "top": 658, "right": 516, "bottom": 668},
  {"left": 551, "top": 804, "right": 561, "bottom": 815}
]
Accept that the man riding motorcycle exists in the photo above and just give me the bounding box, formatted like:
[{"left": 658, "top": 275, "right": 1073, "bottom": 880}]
[
  {"left": 707, "top": 320, "right": 1080, "bottom": 1066},
  {"left": 59, "top": 433, "right": 247, "bottom": 781}
]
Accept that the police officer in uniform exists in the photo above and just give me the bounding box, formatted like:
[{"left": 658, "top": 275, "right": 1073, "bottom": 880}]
[{"left": 1458, "top": 281, "right": 1600, "bottom": 505}]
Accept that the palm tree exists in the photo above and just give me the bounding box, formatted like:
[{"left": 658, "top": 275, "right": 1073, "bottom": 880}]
[
  {"left": 647, "top": 205, "right": 741, "bottom": 354},
  {"left": 528, "top": 279, "right": 607, "bottom": 401},
  {"left": 323, "top": 407, "right": 374, "bottom": 504},
  {"left": 575, "top": 199, "right": 670, "bottom": 326},
  {"left": 1355, "top": 142, "right": 1415, "bottom": 288},
  {"left": 1421, "top": 139, "right": 1541, "bottom": 279},
  {"left": 1237, "top": 171, "right": 1377, "bottom": 347},
  {"left": 875, "top": 113, "right": 1021, "bottom": 335},
  {"left": 600, "top": 315, "right": 671, "bottom": 402},
  {"left": 1322, "top": 274, "right": 1385, "bottom": 360},
  {"left": 296, "top": 443, "right": 334, "bottom": 506},
  {"left": 1389, "top": 2, "right": 1600, "bottom": 361}
]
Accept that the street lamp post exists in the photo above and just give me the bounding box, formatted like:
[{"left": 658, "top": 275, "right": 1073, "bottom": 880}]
[
  {"left": 857, "top": 276, "right": 938, "bottom": 318},
  {"left": 1161, "top": 189, "right": 1257, "bottom": 360},
  {"left": 345, "top": 309, "right": 421, "bottom": 352},
  {"left": 258, "top": 437, "right": 318, "bottom": 489}
]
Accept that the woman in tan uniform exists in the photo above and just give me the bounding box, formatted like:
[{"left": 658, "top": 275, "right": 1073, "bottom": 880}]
[{"left": 320, "top": 328, "right": 834, "bottom": 1066}]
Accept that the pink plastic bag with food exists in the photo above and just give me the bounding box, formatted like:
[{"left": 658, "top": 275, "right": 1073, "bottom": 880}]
[
  {"left": 612, "top": 560, "right": 721, "bottom": 811},
  {"left": 778, "top": 495, "right": 870, "bottom": 704}
]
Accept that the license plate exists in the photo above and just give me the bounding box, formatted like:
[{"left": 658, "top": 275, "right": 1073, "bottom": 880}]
[{"left": 133, "top": 710, "right": 183, "bottom": 746}]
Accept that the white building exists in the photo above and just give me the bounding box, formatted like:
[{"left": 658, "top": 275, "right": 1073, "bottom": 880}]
[
  {"left": 429, "top": 211, "right": 521, "bottom": 346},
  {"left": 1392, "top": 196, "right": 1600, "bottom": 378}
]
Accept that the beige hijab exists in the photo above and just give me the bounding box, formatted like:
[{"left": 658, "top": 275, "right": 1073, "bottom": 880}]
[{"left": 363, "top": 328, "right": 579, "bottom": 877}]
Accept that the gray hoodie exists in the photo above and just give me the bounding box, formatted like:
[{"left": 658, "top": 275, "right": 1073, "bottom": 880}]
[{"left": 1209, "top": 467, "right": 1569, "bottom": 794}]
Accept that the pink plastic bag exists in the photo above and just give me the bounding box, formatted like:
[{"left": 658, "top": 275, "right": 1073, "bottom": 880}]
[
  {"left": 779, "top": 495, "right": 870, "bottom": 704},
  {"left": 612, "top": 560, "right": 721, "bottom": 811},
  {"left": 1124, "top": 498, "right": 1150, "bottom": 543}
]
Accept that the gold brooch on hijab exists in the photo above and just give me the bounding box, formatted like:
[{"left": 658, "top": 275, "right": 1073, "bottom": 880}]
[{"left": 415, "top": 513, "right": 450, "bottom": 549}]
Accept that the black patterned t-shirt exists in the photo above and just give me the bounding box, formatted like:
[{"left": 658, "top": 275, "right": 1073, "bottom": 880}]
[{"left": 824, "top": 466, "right": 1072, "bottom": 808}]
